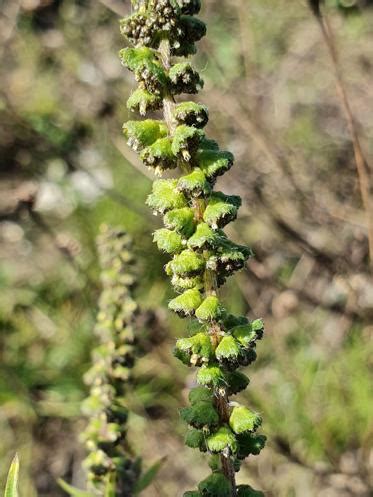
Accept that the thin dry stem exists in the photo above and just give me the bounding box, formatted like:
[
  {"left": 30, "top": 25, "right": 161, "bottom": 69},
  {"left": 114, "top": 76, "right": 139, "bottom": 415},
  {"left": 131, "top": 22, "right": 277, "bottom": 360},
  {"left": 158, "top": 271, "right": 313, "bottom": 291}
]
[{"left": 314, "top": 9, "right": 373, "bottom": 269}]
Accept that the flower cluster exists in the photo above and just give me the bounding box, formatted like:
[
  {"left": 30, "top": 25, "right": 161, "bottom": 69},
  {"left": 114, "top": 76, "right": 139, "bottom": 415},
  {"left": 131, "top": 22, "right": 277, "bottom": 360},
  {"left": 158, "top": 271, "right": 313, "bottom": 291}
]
[
  {"left": 81, "top": 225, "right": 141, "bottom": 495},
  {"left": 120, "top": 1, "right": 265, "bottom": 495}
]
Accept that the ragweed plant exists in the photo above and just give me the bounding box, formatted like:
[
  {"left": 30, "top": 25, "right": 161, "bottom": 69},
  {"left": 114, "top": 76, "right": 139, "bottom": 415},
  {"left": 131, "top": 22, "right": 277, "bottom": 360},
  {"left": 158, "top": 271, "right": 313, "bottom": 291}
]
[
  {"left": 81, "top": 225, "right": 141, "bottom": 496},
  {"left": 120, "top": 2, "right": 266, "bottom": 496}
]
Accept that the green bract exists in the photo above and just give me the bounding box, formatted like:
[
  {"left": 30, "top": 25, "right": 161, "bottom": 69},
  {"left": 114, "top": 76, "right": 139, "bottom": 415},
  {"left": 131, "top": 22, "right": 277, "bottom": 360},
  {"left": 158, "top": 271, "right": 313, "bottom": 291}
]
[{"left": 120, "top": 1, "right": 265, "bottom": 493}]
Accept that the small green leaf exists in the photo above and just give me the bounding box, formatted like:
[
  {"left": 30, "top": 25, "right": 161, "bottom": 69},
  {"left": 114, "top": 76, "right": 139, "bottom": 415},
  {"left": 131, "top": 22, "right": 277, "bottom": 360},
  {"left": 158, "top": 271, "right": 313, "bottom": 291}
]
[
  {"left": 134, "top": 457, "right": 166, "bottom": 494},
  {"left": 236, "top": 433, "right": 266, "bottom": 459},
  {"left": 58, "top": 479, "right": 94, "bottom": 497},
  {"left": 236, "top": 485, "right": 265, "bottom": 497},
  {"left": 181, "top": 402, "right": 219, "bottom": 429},
  {"left": 225, "top": 371, "right": 250, "bottom": 395},
  {"left": 188, "top": 386, "right": 213, "bottom": 404},
  {"left": 206, "top": 426, "right": 238, "bottom": 454},
  {"left": 185, "top": 429, "right": 206, "bottom": 450},
  {"left": 4, "top": 454, "right": 19, "bottom": 497},
  {"left": 229, "top": 406, "right": 262, "bottom": 434}
]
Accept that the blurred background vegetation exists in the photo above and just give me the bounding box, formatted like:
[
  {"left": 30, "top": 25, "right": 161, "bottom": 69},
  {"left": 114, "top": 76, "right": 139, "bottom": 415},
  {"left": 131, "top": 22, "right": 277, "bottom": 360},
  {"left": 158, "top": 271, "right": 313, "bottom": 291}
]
[{"left": 1, "top": 0, "right": 373, "bottom": 496}]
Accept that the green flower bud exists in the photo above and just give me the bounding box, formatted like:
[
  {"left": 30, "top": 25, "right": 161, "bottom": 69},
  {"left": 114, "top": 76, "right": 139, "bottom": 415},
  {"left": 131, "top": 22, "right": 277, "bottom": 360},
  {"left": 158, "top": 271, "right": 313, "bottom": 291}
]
[
  {"left": 174, "top": 101, "right": 209, "bottom": 128},
  {"left": 225, "top": 371, "right": 250, "bottom": 395},
  {"left": 171, "top": 274, "right": 204, "bottom": 292},
  {"left": 177, "top": 169, "right": 211, "bottom": 198},
  {"left": 188, "top": 223, "right": 218, "bottom": 251},
  {"left": 195, "top": 295, "right": 222, "bottom": 322},
  {"left": 146, "top": 179, "right": 187, "bottom": 214},
  {"left": 141, "top": 137, "right": 177, "bottom": 172},
  {"left": 215, "top": 335, "right": 241, "bottom": 369},
  {"left": 197, "top": 364, "right": 226, "bottom": 388},
  {"left": 206, "top": 426, "right": 238, "bottom": 454},
  {"left": 167, "top": 249, "right": 205, "bottom": 276},
  {"left": 172, "top": 125, "right": 204, "bottom": 160},
  {"left": 153, "top": 228, "right": 184, "bottom": 254},
  {"left": 169, "top": 62, "right": 204, "bottom": 94},
  {"left": 197, "top": 148, "right": 234, "bottom": 181},
  {"left": 127, "top": 87, "right": 162, "bottom": 115},
  {"left": 203, "top": 192, "right": 241, "bottom": 230},
  {"left": 169, "top": 288, "right": 203, "bottom": 317},
  {"left": 176, "top": 332, "right": 213, "bottom": 365},
  {"left": 123, "top": 120, "right": 167, "bottom": 152},
  {"left": 229, "top": 407, "right": 262, "bottom": 435},
  {"left": 164, "top": 207, "right": 196, "bottom": 237},
  {"left": 177, "top": 0, "right": 201, "bottom": 15}
]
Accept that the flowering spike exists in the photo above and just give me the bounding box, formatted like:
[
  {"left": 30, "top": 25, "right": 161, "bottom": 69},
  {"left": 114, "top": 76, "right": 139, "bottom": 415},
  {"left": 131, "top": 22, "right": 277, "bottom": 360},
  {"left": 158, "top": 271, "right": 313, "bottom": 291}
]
[
  {"left": 120, "top": 1, "right": 265, "bottom": 493},
  {"left": 82, "top": 226, "right": 141, "bottom": 494}
]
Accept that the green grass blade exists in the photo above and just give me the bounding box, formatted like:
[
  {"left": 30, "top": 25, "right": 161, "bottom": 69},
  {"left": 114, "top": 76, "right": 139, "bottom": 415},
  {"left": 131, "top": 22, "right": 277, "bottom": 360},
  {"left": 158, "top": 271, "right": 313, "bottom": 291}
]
[
  {"left": 134, "top": 457, "right": 166, "bottom": 494},
  {"left": 4, "top": 454, "right": 19, "bottom": 497}
]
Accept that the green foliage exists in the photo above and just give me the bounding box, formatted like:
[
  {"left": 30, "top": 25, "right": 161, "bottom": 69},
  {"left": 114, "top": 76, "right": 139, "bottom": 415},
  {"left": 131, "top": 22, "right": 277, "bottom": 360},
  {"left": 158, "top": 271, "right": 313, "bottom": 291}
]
[
  {"left": 180, "top": 401, "right": 219, "bottom": 429},
  {"left": 198, "top": 473, "right": 231, "bottom": 497},
  {"left": 133, "top": 458, "right": 166, "bottom": 495},
  {"left": 236, "top": 485, "right": 264, "bottom": 497},
  {"left": 197, "top": 365, "right": 226, "bottom": 388},
  {"left": 58, "top": 480, "right": 93, "bottom": 497},
  {"left": 188, "top": 223, "right": 218, "bottom": 251}
]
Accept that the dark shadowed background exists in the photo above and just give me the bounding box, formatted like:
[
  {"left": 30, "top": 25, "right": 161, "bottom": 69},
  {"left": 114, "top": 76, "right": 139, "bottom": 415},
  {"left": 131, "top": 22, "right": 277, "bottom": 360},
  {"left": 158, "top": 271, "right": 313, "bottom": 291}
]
[{"left": 0, "top": 0, "right": 372, "bottom": 496}]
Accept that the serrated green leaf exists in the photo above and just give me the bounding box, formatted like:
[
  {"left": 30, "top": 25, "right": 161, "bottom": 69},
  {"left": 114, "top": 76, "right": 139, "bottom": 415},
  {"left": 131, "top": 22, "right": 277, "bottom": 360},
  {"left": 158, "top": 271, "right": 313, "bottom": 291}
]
[
  {"left": 4, "top": 455, "right": 19, "bottom": 497},
  {"left": 181, "top": 401, "right": 219, "bottom": 429},
  {"left": 198, "top": 472, "right": 231, "bottom": 497}
]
